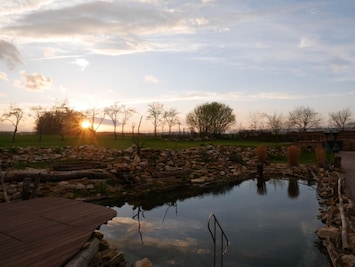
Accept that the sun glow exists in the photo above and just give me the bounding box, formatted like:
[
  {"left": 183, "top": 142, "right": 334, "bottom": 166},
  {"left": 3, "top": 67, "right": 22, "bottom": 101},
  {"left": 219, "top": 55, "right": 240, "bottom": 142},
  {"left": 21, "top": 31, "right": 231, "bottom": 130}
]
[{"left": 81, "top": 120, "right": 91, "bottom": 129}]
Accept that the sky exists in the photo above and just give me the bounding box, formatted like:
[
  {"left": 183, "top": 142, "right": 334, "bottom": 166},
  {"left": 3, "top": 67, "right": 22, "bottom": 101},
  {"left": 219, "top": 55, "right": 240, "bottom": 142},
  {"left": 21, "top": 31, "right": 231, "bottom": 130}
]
[{"left": 1, "top": 0, "right": 355, "bottom": 133}]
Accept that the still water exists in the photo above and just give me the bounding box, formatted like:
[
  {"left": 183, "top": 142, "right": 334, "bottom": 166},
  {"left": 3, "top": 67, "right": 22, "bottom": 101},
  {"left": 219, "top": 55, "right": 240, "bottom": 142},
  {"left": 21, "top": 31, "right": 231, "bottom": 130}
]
[{"left": 99, "top": 179, "right": 331, "bottom": 267}]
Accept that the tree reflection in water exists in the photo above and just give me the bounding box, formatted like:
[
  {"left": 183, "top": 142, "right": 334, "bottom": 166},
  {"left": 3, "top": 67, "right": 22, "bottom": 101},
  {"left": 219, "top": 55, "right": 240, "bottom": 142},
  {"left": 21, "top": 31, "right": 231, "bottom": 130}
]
[
  {"left": 256, "top": 177, "right": 267, "bottom": 195},
  {"left": 132, "top": 206, "right": 145, "bottom": 244},
  {"left": 98, "top": 178, "right": 331, "bottom": 267},
  {"left": 288, "top": 178, "right": 300, "bottom": 198},
  {"left": 162, "top": 201, "right": 178, "bottom": 224}
]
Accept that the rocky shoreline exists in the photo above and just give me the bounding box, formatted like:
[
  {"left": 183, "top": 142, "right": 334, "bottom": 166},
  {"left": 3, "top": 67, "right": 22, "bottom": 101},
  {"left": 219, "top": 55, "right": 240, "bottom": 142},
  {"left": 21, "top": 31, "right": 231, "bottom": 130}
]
[{"left": 1, "top": 144, "right": 355, "bottom": 266}]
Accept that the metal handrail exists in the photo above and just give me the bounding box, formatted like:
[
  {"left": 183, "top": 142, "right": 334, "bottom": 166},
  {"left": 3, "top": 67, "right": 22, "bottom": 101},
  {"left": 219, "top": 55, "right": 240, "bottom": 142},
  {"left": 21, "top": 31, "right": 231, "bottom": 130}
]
[{"left": 208, "top": 213, "right": 229, "bottom": 267}]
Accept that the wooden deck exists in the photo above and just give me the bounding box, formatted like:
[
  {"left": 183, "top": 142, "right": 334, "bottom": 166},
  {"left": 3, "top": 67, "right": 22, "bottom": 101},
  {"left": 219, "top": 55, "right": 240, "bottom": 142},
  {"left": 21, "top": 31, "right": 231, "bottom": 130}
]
[{"left": 0, "top": 197, "right": 116, "bottom": 267}]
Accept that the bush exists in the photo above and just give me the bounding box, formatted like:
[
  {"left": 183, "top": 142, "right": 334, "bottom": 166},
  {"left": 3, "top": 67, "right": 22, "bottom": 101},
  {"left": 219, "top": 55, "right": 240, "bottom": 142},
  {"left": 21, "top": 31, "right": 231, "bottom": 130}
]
[
  {"left": 255, "top": 146, "right": 267, "bottom": 164},
  {"left": 287, "top": 145, "right": 300, "bottom": 166}
]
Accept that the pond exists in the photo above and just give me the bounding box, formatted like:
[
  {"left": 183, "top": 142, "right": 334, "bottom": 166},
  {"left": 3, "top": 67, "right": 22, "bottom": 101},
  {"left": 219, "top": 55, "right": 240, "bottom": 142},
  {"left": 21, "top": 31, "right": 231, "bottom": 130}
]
[{"left": 99, "top": 178, "right": 331, "bottom": 267}]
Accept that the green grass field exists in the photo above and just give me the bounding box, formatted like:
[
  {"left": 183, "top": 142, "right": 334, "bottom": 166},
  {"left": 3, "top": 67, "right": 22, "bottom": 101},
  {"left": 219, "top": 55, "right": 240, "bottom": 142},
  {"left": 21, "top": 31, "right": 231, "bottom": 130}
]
[
  {"left": 0, "top": 132, "right": 331, "bottom": 164},
  {"left": 0, "top": 132, "right": 289, "bottom": 150}
]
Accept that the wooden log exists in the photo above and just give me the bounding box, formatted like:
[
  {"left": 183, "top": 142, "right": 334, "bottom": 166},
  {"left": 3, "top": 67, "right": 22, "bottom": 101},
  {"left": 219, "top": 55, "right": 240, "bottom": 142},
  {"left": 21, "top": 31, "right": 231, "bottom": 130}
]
[
  {"left": 4, "top": 169, "right": 115, "bottom": 182},
  {"left": 308, "top": 168, "right": 319, "bottom": 181},
  {"left": 64, "top": 238, "right": 99, "bottom": 267}
]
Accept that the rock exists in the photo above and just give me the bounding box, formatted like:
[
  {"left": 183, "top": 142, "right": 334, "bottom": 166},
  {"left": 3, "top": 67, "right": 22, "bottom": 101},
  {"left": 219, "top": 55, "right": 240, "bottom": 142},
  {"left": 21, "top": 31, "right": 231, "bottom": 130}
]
[
  {"left": 99, "top": 239, "right": 110, "bottom": 251},
  {"left": 124, "top": 145, "right": 136, "bottom": 154},
  {"left": 135, "top": 257, "right": 152, "bottom": 267},
  {"left": 341, "top": 254, "right": 355, "bottom": 267},
  {"left": 75, "top": 183, "right": 86, "bottom": 190},
  {"left": 105, "top": 252, "right": 125, "bottom": 267},
  {"left": 316, "top": 226, "right": 339, "bottom": 240},
  {"left": 133, "top": 155, "right": 141, "bottom": 163},
  {"left": 101, "top": 247, "right": 119, "bottom": 261}
]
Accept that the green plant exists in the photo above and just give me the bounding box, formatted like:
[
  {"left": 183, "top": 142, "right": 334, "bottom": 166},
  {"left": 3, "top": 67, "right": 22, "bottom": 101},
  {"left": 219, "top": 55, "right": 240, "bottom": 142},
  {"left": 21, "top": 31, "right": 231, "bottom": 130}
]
[
  {"left": 93, "top": 182, "right": 108, "bottom": 195},
  {"left": 106, "top": 178, "right": 118, "bottom": 187},
  {"left": 10, "top": 147, "right": 18, "bottom": 154}
]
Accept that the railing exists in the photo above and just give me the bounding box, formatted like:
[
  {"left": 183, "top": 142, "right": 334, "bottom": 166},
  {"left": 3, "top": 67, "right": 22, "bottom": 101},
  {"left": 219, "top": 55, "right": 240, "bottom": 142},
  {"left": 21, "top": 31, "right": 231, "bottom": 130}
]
[{"left": 208, "top": 213, "right": 229, "bottom": 267}]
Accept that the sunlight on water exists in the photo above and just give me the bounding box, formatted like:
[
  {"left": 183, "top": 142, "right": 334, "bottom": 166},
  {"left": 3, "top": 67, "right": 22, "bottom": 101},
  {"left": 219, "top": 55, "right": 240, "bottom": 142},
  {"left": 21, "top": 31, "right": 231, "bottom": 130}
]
[{"left": 100, "top": 179, "right": 331, "bottom": 267}]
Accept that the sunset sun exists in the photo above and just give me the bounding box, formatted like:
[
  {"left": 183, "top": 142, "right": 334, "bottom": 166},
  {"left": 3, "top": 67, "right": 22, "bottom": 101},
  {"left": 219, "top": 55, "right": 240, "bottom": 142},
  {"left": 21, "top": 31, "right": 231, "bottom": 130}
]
[{"left": 81, "top": 120, "right": 90, "bottom": 129}]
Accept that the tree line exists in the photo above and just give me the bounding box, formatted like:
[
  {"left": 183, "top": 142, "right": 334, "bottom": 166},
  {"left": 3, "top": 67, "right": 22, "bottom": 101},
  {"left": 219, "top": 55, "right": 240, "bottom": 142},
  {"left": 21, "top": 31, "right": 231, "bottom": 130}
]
[{"left": 1, "top": 100, "right": 354, "bottom": 143}]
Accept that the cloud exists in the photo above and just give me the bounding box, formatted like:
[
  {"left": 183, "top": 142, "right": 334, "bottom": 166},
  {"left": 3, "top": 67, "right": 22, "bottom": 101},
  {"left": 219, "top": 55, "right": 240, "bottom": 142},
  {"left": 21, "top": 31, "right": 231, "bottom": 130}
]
[
  {"left": 249, "top": 92, "right": 305, "bottom": 100},
  {"left": 71, "top": 58, "right": 90, "bottom": 71},
  {"left": 14, "top": 71, "right": 52, "bottom": 91},
  {"left": 0, "top": 40, "right": 23, "bottom": 69},
  {"left": 1, "top": 1, "right": 209, "bottom": 55},
  {"left": 299, "top": 37, "right": 317, "bottom": 48},
  {"left": 0, "top": 72, "right": 8, "bottom": 81},
  {"left": 144, "top": 75, "right": 159, "bottom": 83}
]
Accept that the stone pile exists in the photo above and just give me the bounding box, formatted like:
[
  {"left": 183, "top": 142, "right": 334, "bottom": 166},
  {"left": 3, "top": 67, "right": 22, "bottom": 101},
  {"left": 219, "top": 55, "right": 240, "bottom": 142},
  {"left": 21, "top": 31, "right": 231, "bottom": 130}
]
[
  {"left": 316, "top": 168, "right": 355, "bottom": 267},
  {"left": 0, "top": 145, "right": 296, "bottom": 202}
]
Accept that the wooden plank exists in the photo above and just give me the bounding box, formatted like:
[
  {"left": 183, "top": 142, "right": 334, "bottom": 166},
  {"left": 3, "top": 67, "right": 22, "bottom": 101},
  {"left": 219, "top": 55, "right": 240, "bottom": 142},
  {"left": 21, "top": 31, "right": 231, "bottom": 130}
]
[{"left": 0, "top": 197, "right": 116, "bottom": 267}]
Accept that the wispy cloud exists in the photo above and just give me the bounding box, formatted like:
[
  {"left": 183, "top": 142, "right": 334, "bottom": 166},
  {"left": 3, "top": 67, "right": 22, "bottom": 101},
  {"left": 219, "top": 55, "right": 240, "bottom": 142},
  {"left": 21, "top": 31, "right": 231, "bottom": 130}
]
[
  {"left": 249, "top": 92, "right": 305, "bottom": 100},
  {"left": 14, "top": 71, "right": 52, "bottom": 91},
  {"left": 1, "top": 1, "right": 208, "bottom": 56},
  {"left": 0, "top": 40, "right": 23, "bottom": 69},
  {"left": 144, "top": 75, "right": 159, "bottom": 83},
  {"left": 0, "top": 72, "right": 9, "bottom": 81}
]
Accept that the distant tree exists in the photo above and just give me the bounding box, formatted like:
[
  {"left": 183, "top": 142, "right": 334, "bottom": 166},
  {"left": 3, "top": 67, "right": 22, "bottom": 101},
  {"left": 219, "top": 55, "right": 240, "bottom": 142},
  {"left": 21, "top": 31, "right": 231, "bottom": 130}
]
[
  {"left": 147, "top": 102, "right": 164, "bottom": 137},
  {"left": 329, "top": 107, "right": 353, "bottom": 131},
  {"left": 52, "top": 100, "right": 80, "bottom": 140},
  {"left": 249, "top": 112, "right": 266, "bottom": 130},
  {"left": 31, "top": 106, "right": 46, "bottom": 141},
  {"left": 1, "top": 104, "right": 24, "bottom": 143},
  {"left": 267, "top": 112, "right": 284, "bottom": 134},
  {"left": 186, "top": 102, "right": 235, "bottom": 136},
  {"left": 84, "top": 106, "right": 105, "bottom": 135},
  {"left": 288, "top": 106, "right": 322, "bottom": 132},
  {"left": 163, "top": 108, "right": 179, "bottom": 136},
  {"left": 120, "top": 105, "right": 135, "bottom": 139},
  {"left": 104, "top": 102, "right": 121, "bottom": 139},
  {"left": 36, "top": 111, "right": 60, "bottom": 135}
]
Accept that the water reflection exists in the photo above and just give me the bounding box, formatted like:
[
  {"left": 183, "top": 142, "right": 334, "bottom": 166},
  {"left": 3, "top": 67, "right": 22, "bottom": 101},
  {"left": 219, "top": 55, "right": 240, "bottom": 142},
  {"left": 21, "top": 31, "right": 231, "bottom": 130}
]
[
  {"left": 288, "top": 178, "right": 300, "bottom": 198},
  {"left": 256, "top": 177, "right": 266, "bottom": 195},
  {"left": 132, "top": 206, "right": 145, "bottom": 244},
  {"left": 100, "top": 179, "right": 331, "bottom": 267}
]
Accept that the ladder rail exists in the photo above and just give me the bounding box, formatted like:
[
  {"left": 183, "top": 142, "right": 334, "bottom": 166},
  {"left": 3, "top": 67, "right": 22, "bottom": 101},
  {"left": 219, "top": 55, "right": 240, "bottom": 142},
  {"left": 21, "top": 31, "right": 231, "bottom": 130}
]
[{"left": 207, "top": 213, "right": 229, "bottom": 267}]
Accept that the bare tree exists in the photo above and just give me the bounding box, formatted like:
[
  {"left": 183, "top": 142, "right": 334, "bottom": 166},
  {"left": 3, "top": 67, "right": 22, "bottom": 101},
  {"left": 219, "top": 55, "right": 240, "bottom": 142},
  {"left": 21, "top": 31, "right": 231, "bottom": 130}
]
[
  {"left": 147, "top": 102, "right": 164, "bottom": 137},
  {"left": 120, "top": 105, "right": 135, "bottom": 138},
  {"left": 267, "top": 112, "right": 284, "bottom": 134},
  {"left": 288, "top": 106, "right": 322, "bottom": 132},
  {"left": 249, "top": 112, "right": 266, "bottom": 130},
  {"left": 104, "top": 102, "right": 121, "bottom": 139},
  {"left": 1, "top": 104, "right": 24, "bottom": 143},
  {"left": 329, "top": 108, "right": 353, "bottom": 131},
  {"left": 163, "top": 108, "right": 179, "bottom": 136},
  {"left": 84, "top": 106, "right": 105, "bottom": 135}
]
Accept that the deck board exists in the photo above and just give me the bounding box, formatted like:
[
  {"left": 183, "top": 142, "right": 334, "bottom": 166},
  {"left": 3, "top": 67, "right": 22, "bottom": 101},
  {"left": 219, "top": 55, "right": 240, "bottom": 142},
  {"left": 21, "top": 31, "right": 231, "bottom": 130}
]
[{"left": 0, "top": 197, "right": 116, "bottom": 267}]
